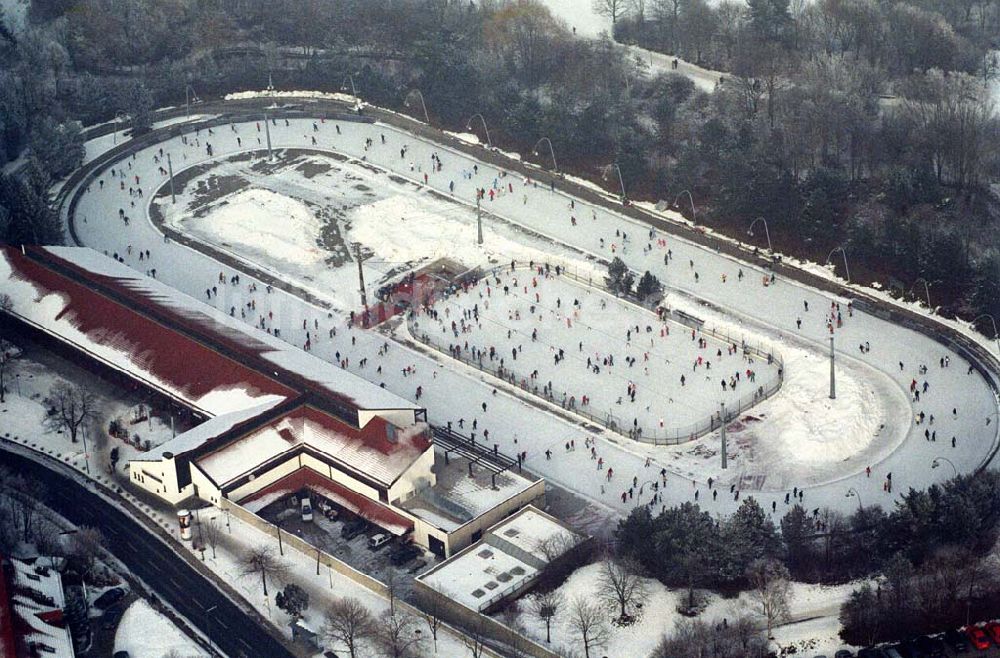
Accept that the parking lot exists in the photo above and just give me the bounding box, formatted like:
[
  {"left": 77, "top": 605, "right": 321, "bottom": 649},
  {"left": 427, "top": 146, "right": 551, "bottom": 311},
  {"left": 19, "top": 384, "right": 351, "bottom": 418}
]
[{"left": 256, "top": 490, "right": 433, "bottom": 598}]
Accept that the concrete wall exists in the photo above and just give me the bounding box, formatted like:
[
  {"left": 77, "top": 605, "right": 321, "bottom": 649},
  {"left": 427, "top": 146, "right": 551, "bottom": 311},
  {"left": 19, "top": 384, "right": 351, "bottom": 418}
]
[
  {"left": 189, "top": 463, "right": 222, "bottom": 505},
  {"left": 445, "top": 478, "right": 546, "bottom": 557},
  {"left": 298, "top": 453, "right": 381, "bottom": 501}
]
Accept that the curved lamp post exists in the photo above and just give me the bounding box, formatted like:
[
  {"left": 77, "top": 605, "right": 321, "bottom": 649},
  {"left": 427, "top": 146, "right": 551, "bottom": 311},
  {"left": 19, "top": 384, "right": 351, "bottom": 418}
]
[
  {"left": 931, "top": 456, "right": 958, "bottom": 477},
  {"left": 341, "top": 74, "right": 358, "bottom": 98},
  {"left": 845, "top": 487, "right": 862, "bottom": 512},
  {"left": 826, "top": 246, "right": 850, "bottom": 284},
  {"left": 466, "top": 113, "right": 492, "bottom": 149},
  {"left": 532, "top": 137, "right": 558, "bottom": 173},
  {"left": 971, "top": 314, "right": 1000, "bottom": 354},
  {"left": 404, "top": 89, "right": 429, "bottom": 123},
  {"left": 672, "top": 190, "right": 696, "bottom": 224},
  {"left": 911, "top": 278, "right": 932, "bottom": 311},
  {"left": 185, "top": 84, "right": 200, "bottom": 120},
  {"left": 610, "top": 163, "right": 626, "bottom": 202},
  {"left": 113, "top": 111, "right": 131, "bottom": 145},
  {"left": 748, "top": 217, "right": 772, "bottom": 253}
]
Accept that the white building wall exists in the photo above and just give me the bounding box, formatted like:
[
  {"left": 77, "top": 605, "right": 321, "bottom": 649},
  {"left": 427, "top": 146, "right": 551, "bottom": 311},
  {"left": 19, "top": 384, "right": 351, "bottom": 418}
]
[
  {"left": 128, "top": 456, "right": 191, "bottom": 504},
  {"left": 388, "top": 446, "right": 436, "bottom": 504},
  {"left": 190, "top": 463, "right": 223, "bottom": 506},
  {"left": 224, "top": 455, "right": 301, "bottom": 501},
  {"left": 358, "top": 409, "right": 417, "bottom": 428},
  {"left": 299, "top": 453, "right": 381, "bottom": 500}
]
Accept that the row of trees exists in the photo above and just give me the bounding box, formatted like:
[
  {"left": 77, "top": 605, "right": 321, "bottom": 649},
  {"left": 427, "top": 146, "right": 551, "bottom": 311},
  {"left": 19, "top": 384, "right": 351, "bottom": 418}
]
[
  {"left": 617, "top": 470, "right": 1000, "bottom": 593},
  {"left": 1, "top": 0, "right": 998, "bottom": 328}
]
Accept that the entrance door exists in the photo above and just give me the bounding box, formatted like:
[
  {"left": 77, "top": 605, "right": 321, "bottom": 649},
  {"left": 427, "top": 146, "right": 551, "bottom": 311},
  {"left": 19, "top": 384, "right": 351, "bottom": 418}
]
[{"left": 428, "top": 535, "right": 446, "bottom": 558}]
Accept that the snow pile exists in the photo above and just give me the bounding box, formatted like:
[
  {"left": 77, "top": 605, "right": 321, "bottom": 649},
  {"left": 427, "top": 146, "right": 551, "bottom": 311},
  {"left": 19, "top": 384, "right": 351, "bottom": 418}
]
[
  {"left": 224, "top": 89, "right": 359, "bottom": 104},
  {"left": 114, "top": 599, "right": 207, "bottom": 658},
  {"left": 187, "top": 188, "right": 327, "bottom": 266}
]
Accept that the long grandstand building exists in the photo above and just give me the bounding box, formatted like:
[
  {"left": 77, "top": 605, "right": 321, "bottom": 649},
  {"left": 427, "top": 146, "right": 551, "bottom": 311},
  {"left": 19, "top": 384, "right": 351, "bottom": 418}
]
[{"left": 0, "top": 246, "right": 543, "bottom": 557}]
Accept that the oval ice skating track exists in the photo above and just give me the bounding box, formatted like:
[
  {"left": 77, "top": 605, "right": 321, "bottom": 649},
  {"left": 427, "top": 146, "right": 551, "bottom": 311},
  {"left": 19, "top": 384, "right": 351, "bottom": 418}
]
[{"left": 62, "top": 104, "right": 1000, "bottom": 520}]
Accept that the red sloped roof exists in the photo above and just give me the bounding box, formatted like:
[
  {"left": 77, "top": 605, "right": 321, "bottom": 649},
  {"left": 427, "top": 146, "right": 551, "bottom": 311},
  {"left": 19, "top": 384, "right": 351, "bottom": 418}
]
[
  {"left": 0, "top": 558, "right": 16, "bottom": 658},
  {"left": 2, "top": 248, "right": 295, "bottom": 415},
  {"left": 237, "top": 467, "right": 415, "bottom": 536}
]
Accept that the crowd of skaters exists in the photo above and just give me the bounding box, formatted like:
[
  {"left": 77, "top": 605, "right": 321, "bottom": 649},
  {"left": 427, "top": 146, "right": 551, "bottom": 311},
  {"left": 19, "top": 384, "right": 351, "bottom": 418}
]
[{"left": 77, "top": 115, "right": 996, "bottom": 526}]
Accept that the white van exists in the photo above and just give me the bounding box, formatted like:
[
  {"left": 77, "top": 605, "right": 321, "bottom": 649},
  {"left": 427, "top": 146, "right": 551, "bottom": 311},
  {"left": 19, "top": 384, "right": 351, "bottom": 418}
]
[
  {"left": 368, "top": 533, "right": 391, "bottom": 550},
  {"left": 300, "top": 497, "right": 314, "bottom": 522}
]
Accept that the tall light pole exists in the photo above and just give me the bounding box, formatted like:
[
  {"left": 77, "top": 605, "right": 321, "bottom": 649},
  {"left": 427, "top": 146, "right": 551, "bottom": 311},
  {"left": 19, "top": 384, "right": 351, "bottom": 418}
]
[
  {"left": 748, "top": 217, "right": 772, "bottom": 253},
  {"left": 167, "top": 153, "right": 176, "bottom": 204},
  {"left": 532, "top": 137, "right": 558, "bottom": 173},
  {"left": 931, "top": 456, "right": 958, "bottom": 477},
  {"left": 672, "top": 190, "right": 696, "bottom": 224},
  {"left": 466, "top": 113, "right": 492, "bottom": 149},
  {"left": 826, "top": 246, "right": 850, "bottom": 283},
  {"left": 263, "top": 111, "right": 272, "bottom": 160},
  {"left": 720, "top": 402, "right": 728, "bottom": 470},
  {"left": 204, "top": 604, "right": 220, "bottom": 654},
  {"left": 911, "top": 278, "right": 932, "bottom": 311},
  {"left": 404, "top": 89, "right": 429, "bottom": 123},
  {"left": 341, "top": 74, "right": 357, "bottom": 98},
  {"left": 829, "top": 335, "right": 836, "bottom": 400},
  {"left": 971, "top": 314, "right": 1000, "bottom": 354},
  {"left": 610, "top": 163, "right": 626, "bottom": 203},
  {"left": 476, "top": 195, "right": 483, "bottom": 246},
  {"left": 113, "top": 111, "right": 129, "bottom": 145},
  {"left": 184, "top": 84, "right": 199, "bottom": 120},
  {"left": 845, "top": 487, "right": 862, "bottom": 512}
]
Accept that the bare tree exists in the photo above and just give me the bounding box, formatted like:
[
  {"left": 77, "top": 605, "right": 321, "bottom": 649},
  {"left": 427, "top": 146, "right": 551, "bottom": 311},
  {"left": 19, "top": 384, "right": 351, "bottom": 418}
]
[
  {"left": 747, "top": 558, "right": 792, "bottom": 639},
  {"left": 420, "top": 593, "right": 444, "bottom": 652},
  {"left": 322, "top": 597, "right": 374, "bottom": 658},
  {"left": 499, "top": 604, "right": 528, "bottom": 658},
  {"left": 43, "top": 382, "right": 97, "bottom": 443},
  {"left": 527, "top": 589, "right": 564, "bottom": 643},
  {"left": 203, "top": 517, "right": 221, "bottom": 559},
  {"left": 69, "top": 526, "right": 104, "bottom": 581},
  {"left": 462, "top": 615, "right": 490, "bottom": 658},
  {"left": 373, "top": 608, "right": 423, "bottom": 658},
  {"left": 8, "top": 475, "right": 46, "bottom": 543},
  {"left": 239, "top": 544, "right": 288, "bottom": 597},
  {"left": 568, "top": 596, "right": 610, "bottom": 658},
  {"left": 592, "top": 0, "right": 628, "bottom": 26},
  {"left": 534, "top": 532, "right": 580, "bottom": 562},
  {"left": 598, "top": 556, "right": 648, "bottom": 622}
]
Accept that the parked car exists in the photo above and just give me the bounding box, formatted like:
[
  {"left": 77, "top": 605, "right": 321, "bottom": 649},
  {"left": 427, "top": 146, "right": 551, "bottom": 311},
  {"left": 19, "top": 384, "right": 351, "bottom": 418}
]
[
  {"left": 966, "top": 625, "right": 991, "bottom": 651},
  {"left": 944, "top": 629, "right": 970, "bottom": 653},
  {"left": 102, "top": 606, "right": 123, "bottom": 630},
  {"left": 985, "top": 622, "right": 1000, "bottom": 645},
  {"left": 390, "top": 544, "right": 421, "bottom": 566},
  {"left": 882, "top": 646, "right": 903, "bottom": 658},
  {"left": 834, "top": 651, "right": 854, "bottom": 658},
  {"left": 367, "top": 533, "right": 391, "bottom": 551},
  {"left": 341, "top": 519, "right": 367, "bottom": 540},
  {"left": 113, "top": 652, "right": 130, "bottom": 658},
  {"left": 300, "top": 497, "right": 314, "bottom": 522},
  {"left": 93, "top": 587, "right": 125, "bottom": 610},
  {"left": 406, "top": 559, "right": 428, "bottom": 574},
  {"left": 915, "top": 635, "right": 946, "bottom": 658}
]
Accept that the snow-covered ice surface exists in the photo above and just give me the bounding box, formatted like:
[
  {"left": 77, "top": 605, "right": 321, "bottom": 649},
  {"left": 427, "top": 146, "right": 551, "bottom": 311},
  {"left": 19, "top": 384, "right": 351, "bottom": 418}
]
[
  {"left": 66, "top": 111, "right": 1000, "bottom": 523},
  {"left": 114, "top": 599, "right": 208, "bottom": 658},
  {"left": 413, "top": 268, "right": 782, "bottom": 440},
  {"left": 502, "top": 560, "right": 860, "bottom": 657}
]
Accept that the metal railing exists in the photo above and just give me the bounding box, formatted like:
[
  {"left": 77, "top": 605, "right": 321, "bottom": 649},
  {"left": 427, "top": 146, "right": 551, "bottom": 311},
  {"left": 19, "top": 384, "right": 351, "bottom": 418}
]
[{"left": 407, "top": 261, "right": 784, "bottom": 445}]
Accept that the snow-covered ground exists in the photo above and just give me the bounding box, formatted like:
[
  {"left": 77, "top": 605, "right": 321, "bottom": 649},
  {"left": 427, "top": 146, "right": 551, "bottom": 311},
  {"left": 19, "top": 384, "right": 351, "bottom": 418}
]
[
  {"left": 500, "top": 560, "right": 859, "bottom": 658},
  {"left": 114, "top": 599, "right": 208, "bottom": 658},
  {"left": 414, "top": 267, "right": 783, "bottom": 440},
  {"left": 65, "top": 112, "right": 999, "bottom": 523}
]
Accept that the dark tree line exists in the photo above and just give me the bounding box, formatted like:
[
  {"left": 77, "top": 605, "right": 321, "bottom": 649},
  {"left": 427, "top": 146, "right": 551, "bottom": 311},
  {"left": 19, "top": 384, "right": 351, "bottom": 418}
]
[{"left": 0, "top": 0, "right": 997, "bottom": 332}]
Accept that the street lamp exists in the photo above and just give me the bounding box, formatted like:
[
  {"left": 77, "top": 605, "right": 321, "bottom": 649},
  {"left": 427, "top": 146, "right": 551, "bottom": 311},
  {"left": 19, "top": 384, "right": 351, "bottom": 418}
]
[
  {"left": 672, "top": 190, "right": 696, "bottom": 224},
  {"left": 911, "top": 278, "right": 932, "bottom": 311},
  {"left": 204, "top": 604, "right": 221, "bottom": 654},
  {"left": 532, "top": 137, "right": 558, "bottom": 173},
  {"left": 609, "top": 163, "right": 626, "bottom": 203},
  {"left": 466, "top": 113, "right": 492, "bottom": 149},
  {"left": 341, "top": 74, "right": 358, "bottom": 98},
  {"left": 931, "top": 456, "right": 958, "bottom": 477},
  {"left": 845, "top": 487, "right": 862, "bottom": 512},
  {"left": 185, "top": 84, "right": 200, "bottom": 120},
  {"left": 826, "top": 246, "right": 850, "bottom": 284},
  {"left": 113, "top": 111, "right": 130, "bottom": 145},
  {"left": 747, "top": 217, "right": 773, "bottom": 253},
  {"left": 971, "top": 314, "right": 1000, "bottom": 354},
  {"left": 404, "top": 89, "right": 429, "bottom": 123}
]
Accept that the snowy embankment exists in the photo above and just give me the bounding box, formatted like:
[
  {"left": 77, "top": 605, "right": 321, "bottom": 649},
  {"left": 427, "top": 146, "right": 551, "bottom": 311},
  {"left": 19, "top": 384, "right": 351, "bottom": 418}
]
[
  {"left": 114, "top": 599, "right": 208, "bottom": 658},
  {"left": 501, "top": 561, "right": 860, "bottom": 658}
]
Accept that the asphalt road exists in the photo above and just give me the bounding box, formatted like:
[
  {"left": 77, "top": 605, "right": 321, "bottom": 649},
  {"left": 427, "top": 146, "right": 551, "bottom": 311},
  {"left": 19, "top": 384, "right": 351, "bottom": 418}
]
[{"left": 0, "top": 448, "right": 296, "bottom": 658}]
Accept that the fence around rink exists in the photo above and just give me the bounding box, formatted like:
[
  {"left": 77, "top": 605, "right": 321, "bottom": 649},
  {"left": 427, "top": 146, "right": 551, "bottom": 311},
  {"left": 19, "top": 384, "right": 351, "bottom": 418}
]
[{"left": 406, "top": 259, "right": 784, "bottom": 445}]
